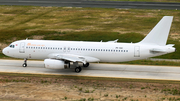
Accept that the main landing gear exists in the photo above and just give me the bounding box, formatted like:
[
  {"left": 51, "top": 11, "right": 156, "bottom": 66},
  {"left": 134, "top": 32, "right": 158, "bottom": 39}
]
[
  {"left": 75, "top": 67, "right": 82, "bottom": 73},
  {"left": 74, "top": 62, "right": 90, "bottom": 73},
  {"left": 22, "top": 58, "right": 27, "bottom": 67},
  {"left": 73, "top": 62, "right": 81, "bottom": 73},
  {"left": 83, "top": 62, "right": 89, "bottom": 67}
]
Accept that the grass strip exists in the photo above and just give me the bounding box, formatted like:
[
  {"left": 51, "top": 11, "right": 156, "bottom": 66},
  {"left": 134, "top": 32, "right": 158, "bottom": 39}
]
[
  {"left": 92, "top": 0, "right": 180, "bottom": 3},
  {"left": 0, "top": 72, "right": 180, "bottom": 84}
]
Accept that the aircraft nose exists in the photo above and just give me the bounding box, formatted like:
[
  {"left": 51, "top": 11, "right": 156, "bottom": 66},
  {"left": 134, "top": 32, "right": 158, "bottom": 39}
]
[{"left": 2, "top": 47, "right": 8, "bottom": 55}]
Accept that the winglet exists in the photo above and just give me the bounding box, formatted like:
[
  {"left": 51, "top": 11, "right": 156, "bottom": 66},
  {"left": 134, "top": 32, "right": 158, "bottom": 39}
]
[{"left": 139, "top": 16, "right": 173, "bottom": 46}]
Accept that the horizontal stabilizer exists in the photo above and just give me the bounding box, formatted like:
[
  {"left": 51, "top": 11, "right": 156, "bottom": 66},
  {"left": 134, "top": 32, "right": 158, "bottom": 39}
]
[{"left": 150, "top": 48, "right": 167, "bottom": 53}]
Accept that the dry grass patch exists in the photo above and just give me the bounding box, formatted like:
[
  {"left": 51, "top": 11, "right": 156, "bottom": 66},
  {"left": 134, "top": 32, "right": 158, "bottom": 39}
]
[{"left": 0, "top": 74, "right": 180, "bottom": 100}]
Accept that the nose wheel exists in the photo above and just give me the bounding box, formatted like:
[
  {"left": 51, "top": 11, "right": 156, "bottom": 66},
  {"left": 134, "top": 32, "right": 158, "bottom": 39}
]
[
  {"left": 22, "top": 58, "right": 27, "bottom": 67},
  {"left": 22, "top": 63, "right": 27, "bottom": 67}
]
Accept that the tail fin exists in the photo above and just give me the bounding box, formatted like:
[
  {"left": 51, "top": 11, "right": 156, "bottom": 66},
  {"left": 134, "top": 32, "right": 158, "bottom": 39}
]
[{"left": 139, "top": 16, "right": 173, "bottom": 46}]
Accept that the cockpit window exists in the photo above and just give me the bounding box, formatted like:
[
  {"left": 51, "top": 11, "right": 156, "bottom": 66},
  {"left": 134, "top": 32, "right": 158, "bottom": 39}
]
[{"left": 9, "top": 44, "right": 15, "bottom": 48}]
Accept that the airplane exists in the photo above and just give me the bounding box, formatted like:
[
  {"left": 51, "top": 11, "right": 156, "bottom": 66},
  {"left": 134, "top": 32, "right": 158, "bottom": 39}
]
[{"left": 2, "top": 16, "right": 176, "bottom": 73}]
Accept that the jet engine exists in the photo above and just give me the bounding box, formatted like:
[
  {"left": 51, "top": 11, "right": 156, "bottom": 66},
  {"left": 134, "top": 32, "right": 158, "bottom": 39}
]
[{"left": 44, "top": 59, "right": 70, "bottom": 69}]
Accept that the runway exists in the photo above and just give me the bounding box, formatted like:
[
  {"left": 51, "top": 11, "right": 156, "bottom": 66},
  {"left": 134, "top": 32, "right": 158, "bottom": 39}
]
[
  {"left": 1, "top": 59, "right": 180, "bottom": 81},
  {"left": 0, "top": 0, "right": 180, "bottom": 10}
]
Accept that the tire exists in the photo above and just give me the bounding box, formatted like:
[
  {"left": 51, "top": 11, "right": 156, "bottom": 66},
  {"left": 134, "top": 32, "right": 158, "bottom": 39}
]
[
  {"left": 22, "top": 63, "right": 27, "bottom": 67},
  {"left": 83, "top": 63, "right": 89, "bottom": 67},
  {"left": 75, "top": 67, "right": 81, "bottom": 73}
]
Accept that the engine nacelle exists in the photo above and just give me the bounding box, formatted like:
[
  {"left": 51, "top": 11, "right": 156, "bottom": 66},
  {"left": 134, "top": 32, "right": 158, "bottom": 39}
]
[{"left": 44, "top": 59, "right": 69, "bottom": 69}]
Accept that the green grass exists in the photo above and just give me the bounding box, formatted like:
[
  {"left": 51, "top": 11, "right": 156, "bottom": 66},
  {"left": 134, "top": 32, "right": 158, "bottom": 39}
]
[
  {"left": 0, "top": 6, "right": 180, "bottom": 33},
  {"left": 92, "top": 0, "right": 180, "bottom": 3},
  {"left": 43, "top": 31, "right": 144, "bottom": 42}
]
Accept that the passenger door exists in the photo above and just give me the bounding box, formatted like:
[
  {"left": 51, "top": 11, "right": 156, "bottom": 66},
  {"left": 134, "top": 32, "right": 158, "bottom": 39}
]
[
  {"left": 134, "top": 46, "right": 140, "bottom": 57},
  {"left": 19, "top": 42, "right": 25, "bottom": 53}
]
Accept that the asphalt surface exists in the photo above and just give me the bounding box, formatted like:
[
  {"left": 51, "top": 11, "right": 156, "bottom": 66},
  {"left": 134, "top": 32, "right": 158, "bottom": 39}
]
[
  {"left": 0, "top": 0, "right": 180, "bottom": 10},
  {"left": 1, "top": 59, "right": 180, "bottom": 81}
]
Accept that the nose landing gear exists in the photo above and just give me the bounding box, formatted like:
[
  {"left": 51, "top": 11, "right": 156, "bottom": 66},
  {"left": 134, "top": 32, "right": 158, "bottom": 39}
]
[{"left": 22, "top": 58, "right": 27, "bottom": 67}]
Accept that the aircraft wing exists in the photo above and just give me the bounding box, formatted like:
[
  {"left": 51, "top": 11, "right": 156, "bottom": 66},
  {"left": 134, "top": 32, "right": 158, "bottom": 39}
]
[{"left": 48, "top": 53, "right": 100, "bottom": 64}]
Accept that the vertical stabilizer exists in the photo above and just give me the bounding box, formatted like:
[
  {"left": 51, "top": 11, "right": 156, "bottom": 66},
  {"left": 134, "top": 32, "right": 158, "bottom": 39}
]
[{"left": 139, "top": 16, "right": 173, "bottom": 46}]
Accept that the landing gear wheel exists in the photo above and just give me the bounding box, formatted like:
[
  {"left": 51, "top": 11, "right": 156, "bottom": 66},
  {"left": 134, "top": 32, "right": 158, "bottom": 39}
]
[
  {"left": 83, "top": 63, "right": 89, "bottom": 67},
  {"left": 22, "top": 63, "right": 27, "bottom": 67},
  {"left": 75, "top": 67, "right": 82, "bottom": 73},
  {"left": 22, "top": 58, "right": 27, "bottom": 67}
]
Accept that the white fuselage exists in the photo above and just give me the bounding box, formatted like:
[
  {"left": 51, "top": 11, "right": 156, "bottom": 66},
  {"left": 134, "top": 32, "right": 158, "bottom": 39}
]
[{"left": 2, "top": 40, "right": 175, "bottom": 62}]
